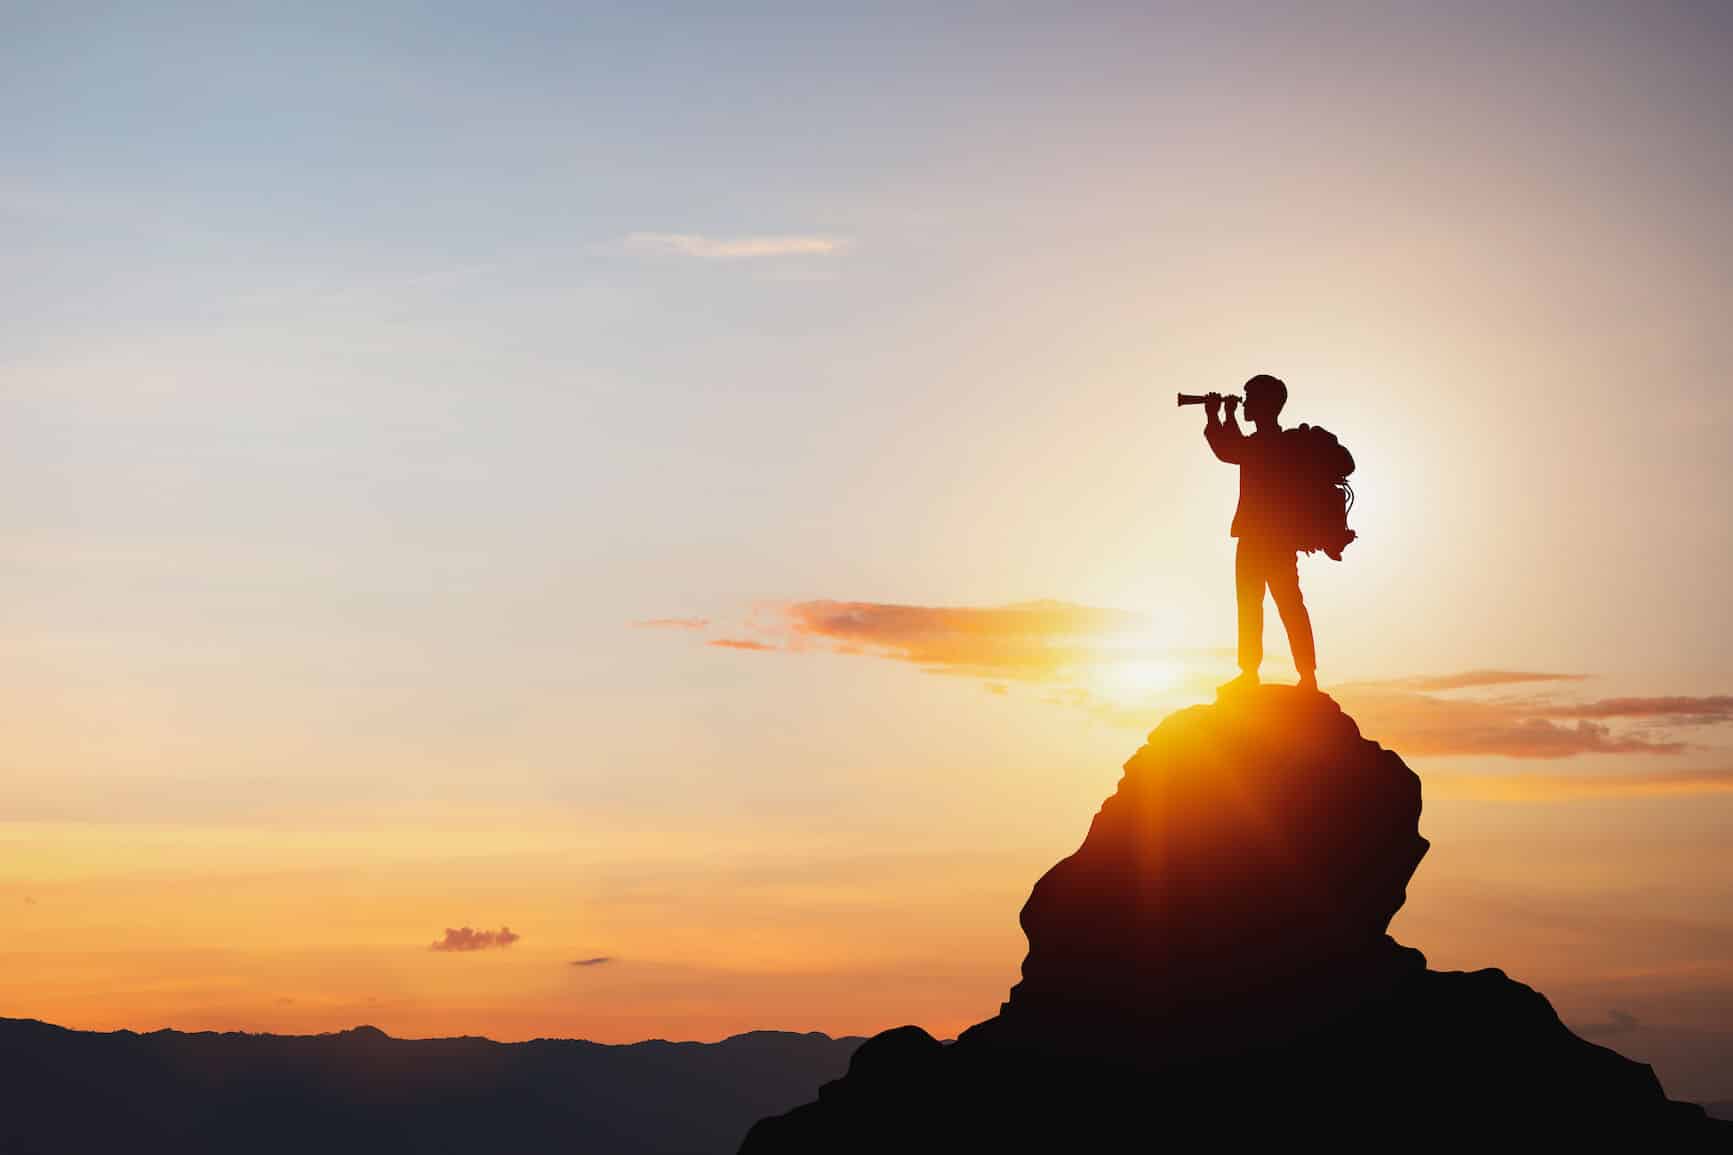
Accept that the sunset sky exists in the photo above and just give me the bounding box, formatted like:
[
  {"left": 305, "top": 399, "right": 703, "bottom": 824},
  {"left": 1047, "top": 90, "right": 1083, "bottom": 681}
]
[{"left": 4, "top": 0, "right": 1733, "bottom": 1099}]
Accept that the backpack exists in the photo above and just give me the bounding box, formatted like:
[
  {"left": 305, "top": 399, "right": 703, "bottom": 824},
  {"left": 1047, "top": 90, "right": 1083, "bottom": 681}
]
[{"left": 1284, "top": 424, "right": 1357, "bottom": 560}]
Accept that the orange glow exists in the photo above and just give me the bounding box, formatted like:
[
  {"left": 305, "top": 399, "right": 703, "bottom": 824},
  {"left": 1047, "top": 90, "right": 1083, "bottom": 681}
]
[{"left": 4, "top": 10, "right": 1732, "bottom": 1105}]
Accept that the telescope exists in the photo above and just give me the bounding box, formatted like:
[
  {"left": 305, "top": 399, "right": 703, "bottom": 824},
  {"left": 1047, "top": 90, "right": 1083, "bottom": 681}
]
[{"left": 1176, "top": 392, "right": 1241, "bottom": 407}]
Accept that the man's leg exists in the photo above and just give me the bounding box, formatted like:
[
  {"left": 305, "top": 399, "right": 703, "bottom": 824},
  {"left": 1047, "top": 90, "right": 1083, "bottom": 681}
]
[
  {"left": 1266, "top": 549, "right": 1317, "bottom": 687},
  {"left": 1234, "top": 538, "right": 1265, "bottom": 676}
]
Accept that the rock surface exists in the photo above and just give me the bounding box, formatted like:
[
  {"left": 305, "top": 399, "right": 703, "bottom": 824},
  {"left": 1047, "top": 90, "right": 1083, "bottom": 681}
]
[
  {"left": 741, "top": 686, "right": 1729, "bottom": 1150},
  {"left": 1000, "top": 686, "right": 1427, "bottom": 1054}
]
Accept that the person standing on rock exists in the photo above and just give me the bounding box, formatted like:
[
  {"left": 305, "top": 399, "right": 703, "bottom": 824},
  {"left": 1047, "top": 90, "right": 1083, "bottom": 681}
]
[{"left": 1202, "top": 373, "right": 1318, "bottom": 694}]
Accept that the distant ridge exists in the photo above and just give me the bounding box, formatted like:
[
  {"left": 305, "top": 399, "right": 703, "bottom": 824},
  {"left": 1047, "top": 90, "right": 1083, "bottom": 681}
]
[{"left": 0, "top": 1015, "right": 862, "bottom": 1154}]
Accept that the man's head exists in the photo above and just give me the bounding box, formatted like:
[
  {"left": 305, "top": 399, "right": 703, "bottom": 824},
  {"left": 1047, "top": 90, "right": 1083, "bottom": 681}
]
[{"left": 1243, "top": 374, "right": 1287, "bottom": 426}]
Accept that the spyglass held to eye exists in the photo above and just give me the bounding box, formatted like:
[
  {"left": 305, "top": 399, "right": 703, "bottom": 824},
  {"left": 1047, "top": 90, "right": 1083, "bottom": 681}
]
[{"left": 1177, "top": 392, "right": 1242, "bottom": 407}]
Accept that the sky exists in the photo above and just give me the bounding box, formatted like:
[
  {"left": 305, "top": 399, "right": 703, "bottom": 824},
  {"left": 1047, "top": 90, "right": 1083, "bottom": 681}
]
[{"left": 3, "top": 0, "right": 1733, "bottom": 1099}]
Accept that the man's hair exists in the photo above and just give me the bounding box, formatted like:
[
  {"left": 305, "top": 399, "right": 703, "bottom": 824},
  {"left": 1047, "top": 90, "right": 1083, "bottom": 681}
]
[{"left": 1244, "top": 373, "right": 1287, "bottom": 415}]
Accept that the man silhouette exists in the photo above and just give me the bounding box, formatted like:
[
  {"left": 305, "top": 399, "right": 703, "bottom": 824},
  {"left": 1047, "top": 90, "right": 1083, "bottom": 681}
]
[{"left": 1203, "top": 374, "right": 1318, "bottom": 693}]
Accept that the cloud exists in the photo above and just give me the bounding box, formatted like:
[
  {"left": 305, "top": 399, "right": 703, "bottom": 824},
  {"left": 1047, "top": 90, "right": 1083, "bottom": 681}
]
[
  {"left": 1369, "top": 670, "right": 1592, "bottom": 691},
  {"left": 428, "top": 926, "right": 521, "bottom": 952},
  {"left": 1576, "top": 1010, "right": 1641, "bottom": 1037},
  {"left": 1426, "top": 768, "right": 1733, "bottom": 800},
  {"left": 645, "top": 595, "right": 1732, "bottom": 758},
  {"left": 661, "top": 597, "right": 1189, "bottom": 729},
  {"left": 655, "top": 598, "right": 1165, "bottom": 678},
  {"left": 1337, "top": 677, "right": 1733, "bottom": 757},
  {"left": 625, "top": 232, "right": 851, "bottom": 260},
  {"left": 569, "top": 956, "right": 614, "bottom": 967},
  {"left": 1549, "top": 696, "right": 1733, "bottom": 723},
  {"left": 633, "top": 617, "right": 709, "bottom": 630},
  {"left": 780, "top": 599, "right": 1150, "bottom": 680},
  {"left": 1335, "top": 687, "right": 1689, "bottom": 758}
]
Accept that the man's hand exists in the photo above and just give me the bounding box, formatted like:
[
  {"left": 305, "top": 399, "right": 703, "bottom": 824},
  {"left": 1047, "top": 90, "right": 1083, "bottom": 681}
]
[{"left": 1203, "top": 392, "right": 1245, "bottom": 462}]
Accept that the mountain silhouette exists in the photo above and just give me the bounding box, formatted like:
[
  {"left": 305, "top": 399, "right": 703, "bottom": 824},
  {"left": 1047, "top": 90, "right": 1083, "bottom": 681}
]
[
  {"left": 742, "top": 686, "right": 1730, "bottom": 1150},
  {"left": 0, "top": 1017, "right": 860, "bottom": 1154}
]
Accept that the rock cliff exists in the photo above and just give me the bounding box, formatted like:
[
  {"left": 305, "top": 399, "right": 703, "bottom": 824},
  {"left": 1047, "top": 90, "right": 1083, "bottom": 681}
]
[{"left": 741, "top": 686, "right": 1728, "bottom": 1150}]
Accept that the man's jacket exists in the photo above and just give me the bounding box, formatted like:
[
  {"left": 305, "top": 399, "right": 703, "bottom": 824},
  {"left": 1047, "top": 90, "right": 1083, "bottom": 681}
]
[{"left": 1205, "top": 420, "right": 1305, "bottom": 547}]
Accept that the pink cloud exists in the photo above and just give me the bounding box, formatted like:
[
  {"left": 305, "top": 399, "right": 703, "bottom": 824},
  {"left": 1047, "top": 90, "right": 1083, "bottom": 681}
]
[
  {"left": 429, "top": 926, "right": 521, "bottom": 952},
  {"left": 1369, "top": 670, "right": 1592, "bottom": 691},
  {"left": 709, "top": 638, "right": 779, "bottom": 652}
]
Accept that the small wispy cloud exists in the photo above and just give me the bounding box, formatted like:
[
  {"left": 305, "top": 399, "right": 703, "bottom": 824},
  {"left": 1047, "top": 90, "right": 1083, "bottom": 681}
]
[
  {"left": 428, "top": 925, "right": 521, "bottom": 952},
  {"left": 666, "top": 598, "right": 1172, "bottom": 679},
  {"left": 625, "top": 232, "right": 851, "bottom": 260},
  {"left": 1335, "top": 686, "right": 1733, "bottom": 759},
  {"left": 710, "top": 637, "right": 779, "bottom": 652},
  {"left": 633, "top": 617, "right": 710, "bottom": 630},
  {"left": 1426, "top": 768, "right": 1733, "bottom": 800},
  {"left": 1368, "top": 670, "right": 1592, "bottom": 692},
  {"left": 779, "top": 599, "right": 1152, "bottom": 680},
  {"left": 1575, "top": 1010, "right": 1641, "bottom": 1037},
  {"left": 1334, "top": 687, "right": 1690, "bottom": 758},
  {"left": 1548, "top": 696, "right": 1733, "bottom": 723},
  {"left": 569, "top": 956, "right": 614, "bottom": 967},
  {"left": 665, "top": 598, "right": 1186, "bottom": 722}
]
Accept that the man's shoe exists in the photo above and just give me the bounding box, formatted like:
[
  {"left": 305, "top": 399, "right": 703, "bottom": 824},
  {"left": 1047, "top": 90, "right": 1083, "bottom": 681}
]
[
  {"left": 1297, "top": 671, "right": 1320, "bottom": 693},
  {"left": 1219, "top": 671, "right": 1260, "bottom": 695}
]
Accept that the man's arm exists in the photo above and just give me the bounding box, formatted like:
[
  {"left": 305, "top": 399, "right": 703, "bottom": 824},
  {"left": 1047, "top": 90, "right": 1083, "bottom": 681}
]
[{"left": 1204, "top": 395, "right": 1246, "bottom": 463}]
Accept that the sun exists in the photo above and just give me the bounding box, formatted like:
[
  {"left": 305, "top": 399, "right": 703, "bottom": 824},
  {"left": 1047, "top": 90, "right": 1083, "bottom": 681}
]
[{"left": 1087, "top": 656, "right": 1185, "bottom": 704}]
